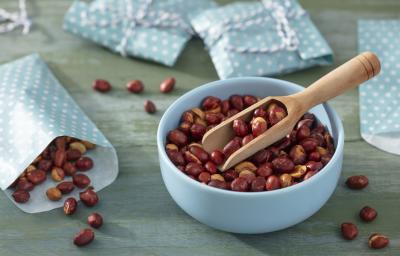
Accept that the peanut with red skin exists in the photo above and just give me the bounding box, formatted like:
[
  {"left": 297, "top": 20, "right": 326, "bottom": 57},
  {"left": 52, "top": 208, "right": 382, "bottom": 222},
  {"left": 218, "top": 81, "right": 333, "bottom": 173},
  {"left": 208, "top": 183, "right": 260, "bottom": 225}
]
[
  {"left": 64, "top": 197, "right": 77, "bottom": 215},
  {"left": 88, "top": 213, "right": 103, "bottom": 229},
  {"left": 63, "top": 162, "right": 77, "bottom": 176},
  {"left": 251, "top": 176, "right": 266, "bottom": 192},
  {"left": 231, "top": 177, "right": 249, "bottom": 192},
  {"left": 205, "top": 112, "right": 223, "bottom": 125},
  {"left": 144, "top": 100, "right": 156, "bottom": 114},
  {"left": 189, "top": 146, "right": 209, "bottom": 163},
  {"left": 222, "top": 169, "right": 238, "bottom": 182},
  {"left": 272, "top": 157, "right": 294, "bottom": 173},
  {"left": 57, "top": 181, "right": 75, "bottom": 194},
  {"left": 80, "top": 188, "right": 99, "bottom": 207},
  {"left": 160, "top": 77, "right": 175, "bottom": 93},
  {"left": 167, "top": 151, "right": 186, "bottom": 166},
  {"left": 346, "top": 175, "right": 369, "bottom": 189},
  {"left": 204, "top": 161, "right": 217, "bottom": 174},
  {"left": 76, "top": 157, "right": 94, "bottom": 171},
  {"left": 185, "top": 163, "right": 204, "bottom": 177},
  {"left": 208, "top": 180, "right": 228, "bottom": 190},
  {"left": 243, "top": 95, "right": 257, "bottom": 107},
  {"left": 27, "top": 169, "right": 46, "bottom": 185},
  {"left": 251, "top": 117, "right": 268, "bottom": 137},
  {"left": 233, "top": 119, "right": 249, "bottom": 137},
  {"left": 198, "top": 172, "right": 211, "bottom": 183},
  {"left": 202, "top": 96, "right": 221, "bottom": 110},
  {"left": 16, "top": 180, "right": 34, "bottom": 191},
  {"left": 12, "top": 190, "right": 30, "bottom": 203},
  {"left": 190, "top": 123, "right": 207, "bottom": 140},
  {"left": 66, "top": 149, "right": 82, "bottom": 161},
  {"left": 341, "top": 223, "right": 358, "bottom": 240},
  {"left": 210, "top": 150, "right": 225, "bottom": 165},
  {"left": 242, "top": 134, "right": 254, "bottom": 146},
  {"left": 92, "top": 79, "right": 111, "bottom": 92},
  {"left": 359, "top": 206, "right": 377, "bottom": 222},
  {"left": 73, "top": 174, "right": 91, "bottom": 189},
  {"left": 38, "top": 159, "right": 52, "bottom": 172},
  {"left": 256, "top": 163, "right": 273, "bottom": 178},
  {"left": 368, "top": 234, "right": 389, "bottom": 249},
  {"left": 221, "top": 100, "right": 230, "bottom": 115},
  {"left": 265, "top": 175, "right": 281, "bottom": 191},
  {"left": 223, "top": 138, "right": 241, "bottom": 158},
  {"left": 229, "top": 95, "right": 244, "bottom": 111},
  {"left": 126, "top": 80, "right": 144, "bottom": 93},
  {"left": 73, "top": 229, "right": 95, "bottom": 247}
]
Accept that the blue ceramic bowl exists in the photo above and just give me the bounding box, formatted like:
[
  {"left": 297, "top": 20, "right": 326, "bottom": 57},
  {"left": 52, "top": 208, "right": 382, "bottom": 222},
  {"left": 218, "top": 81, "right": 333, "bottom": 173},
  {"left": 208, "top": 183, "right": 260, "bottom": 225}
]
[{"left": 157, "top": 77, "right": 344, "bottom": 234}]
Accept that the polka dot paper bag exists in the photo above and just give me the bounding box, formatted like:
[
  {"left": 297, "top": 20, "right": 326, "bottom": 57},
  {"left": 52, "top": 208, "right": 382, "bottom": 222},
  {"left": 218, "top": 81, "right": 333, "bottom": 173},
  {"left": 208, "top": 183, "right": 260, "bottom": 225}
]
[
  {"left": 0, "top": 54, "right": 118, "bottom": 213},
  {"left": 63, "top": 0, "right": 216, "bottom": 67},
  {"left": 191, "top": 0, "right": 333, "bottom": 79},
  {"left": 358, "top": 20, "right": 400, "bottom": 155}
]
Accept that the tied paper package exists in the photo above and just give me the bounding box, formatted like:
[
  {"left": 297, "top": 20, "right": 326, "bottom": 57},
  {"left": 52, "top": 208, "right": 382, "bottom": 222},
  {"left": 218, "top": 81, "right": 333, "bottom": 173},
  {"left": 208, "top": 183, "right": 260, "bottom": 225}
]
[
  {"left": 191, "top": 0, "right": 333, "bottom": 79},
  {"left": 0, "top": 54, "right": 118, "bottom": 213},
  {"left": 358, "top": 20, "right": 400, "bottom": 155},
  {"left": 63, "top": 0, "right": 217, "bottom": 66}
]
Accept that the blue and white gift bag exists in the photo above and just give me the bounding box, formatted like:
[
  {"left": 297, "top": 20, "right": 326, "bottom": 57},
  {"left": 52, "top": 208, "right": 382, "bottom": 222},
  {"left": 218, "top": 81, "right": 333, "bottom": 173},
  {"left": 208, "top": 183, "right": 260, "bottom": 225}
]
[
  {"left": 63, "top": 0, "right": 216, "bottom": 66},
  {"left": 0, "top": 54, "right": 118, "bottom": 213},
  {"left": 358, "top": 20, "right": 400, "bottom": 155},
  {"left": 191, "top": 0, "right": 333, "bottom": 79}
]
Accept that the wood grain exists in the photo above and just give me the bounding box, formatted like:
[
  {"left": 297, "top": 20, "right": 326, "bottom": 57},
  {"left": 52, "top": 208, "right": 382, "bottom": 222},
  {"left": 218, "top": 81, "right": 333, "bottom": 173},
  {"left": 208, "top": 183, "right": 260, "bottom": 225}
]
[{"left": 0, "top": 0, "right": 399, "bottom": 255}]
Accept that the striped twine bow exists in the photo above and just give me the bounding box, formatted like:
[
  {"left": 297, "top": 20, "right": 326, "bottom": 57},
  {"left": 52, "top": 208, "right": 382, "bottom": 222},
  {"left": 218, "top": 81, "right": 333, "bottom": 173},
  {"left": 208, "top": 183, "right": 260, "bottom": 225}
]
[
  {"left": 206, "top": 0, "right": 305, "bottom": 54},
  {"left": 0, "top": 0, "right": 31, "bottom": 34},
  {"left": 80, "top": 0, "right": 193, "bottom": 57}
]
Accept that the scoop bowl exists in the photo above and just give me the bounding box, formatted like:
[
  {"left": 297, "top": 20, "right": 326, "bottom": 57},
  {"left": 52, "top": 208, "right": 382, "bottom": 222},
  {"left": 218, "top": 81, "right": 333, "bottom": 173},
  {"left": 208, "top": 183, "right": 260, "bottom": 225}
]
[{"left": 157, "top": 77, "right": 344, "bottom": 234}]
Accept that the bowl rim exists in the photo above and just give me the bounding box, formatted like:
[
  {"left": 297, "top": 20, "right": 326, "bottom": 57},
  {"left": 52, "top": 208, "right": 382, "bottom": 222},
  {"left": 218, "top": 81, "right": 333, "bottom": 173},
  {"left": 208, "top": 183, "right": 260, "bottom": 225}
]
[{"left": 157, "top": 77, "right": 344, "bottom": 198}]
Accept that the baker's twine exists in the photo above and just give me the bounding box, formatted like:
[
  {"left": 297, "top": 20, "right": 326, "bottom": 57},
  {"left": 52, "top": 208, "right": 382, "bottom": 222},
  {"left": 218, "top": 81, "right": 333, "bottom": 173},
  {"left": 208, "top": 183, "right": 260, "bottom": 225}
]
[{"left": 0, "top": 0, "right": 31, "bottom": 34}]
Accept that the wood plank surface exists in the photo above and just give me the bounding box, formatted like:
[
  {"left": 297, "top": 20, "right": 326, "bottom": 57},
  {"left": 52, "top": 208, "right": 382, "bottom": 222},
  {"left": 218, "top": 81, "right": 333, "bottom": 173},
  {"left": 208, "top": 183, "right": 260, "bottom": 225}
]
[{"left": 0, "top": 0, "right": 399, "bottom": 255}]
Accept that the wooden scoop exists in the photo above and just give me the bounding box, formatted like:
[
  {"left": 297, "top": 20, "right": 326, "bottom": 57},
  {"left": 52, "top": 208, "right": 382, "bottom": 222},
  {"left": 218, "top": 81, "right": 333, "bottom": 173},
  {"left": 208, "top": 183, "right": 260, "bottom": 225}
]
[{"left": 202, "top": 52, "right": 381, "bottom": 171}]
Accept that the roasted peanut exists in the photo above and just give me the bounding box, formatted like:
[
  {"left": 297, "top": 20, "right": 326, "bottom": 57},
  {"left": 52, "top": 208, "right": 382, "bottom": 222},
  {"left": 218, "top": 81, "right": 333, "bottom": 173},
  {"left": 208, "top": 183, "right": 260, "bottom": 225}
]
[
  {"left": 360, "top": 206, "right": 377, "bottom": 222},
  {"left": 76, "top": 157, "right": 94, "bottom": 171},
  {"left": 368, "top": 233, "right": 389, "bottom": 249},
  {"left": 69, "top": 142, "right": 87, "bottom": 154},
  {"left": 73, "top": 228, "right": 95, "bottom": 247},
  {"left": 46, "top": 187, "right": 62, "bottom": 201},
  {"left": 51, "top": 167, "right": 65, "bottom": 182},
  {"left": 12, "top": 190, "right": 30, "bottom": 203},
  {"left": 64, "top": 197, "right": 77, "bottom": 215},
  {"left": 27, "top": 169, "right": 46, "bottom": 185},
  {"left": 88, "top": 212, "right": 103, "bottom": 229},
  {"left": 57, "top": 181, "right": 75, "bottom": 194},
  {"left": 92, "top": 79, "right": 111, "bottom": 92},
  {"left": 126, "top": 80, "right": 144, "bottom": 93},
  {"left": 80, "top": 188, "right": 99, "bottom": 207},
  {"left": 341, "top": 223, "right": 358, "bottom": 240},
  {"left": 144, "top": 100, "right": 157, "bottom": 114},
  {"left": 73, "top": 174, "right": 91, "bottom": 188},
  {"left": 346, "top": 175, "right": 369, "bottom": 189}
]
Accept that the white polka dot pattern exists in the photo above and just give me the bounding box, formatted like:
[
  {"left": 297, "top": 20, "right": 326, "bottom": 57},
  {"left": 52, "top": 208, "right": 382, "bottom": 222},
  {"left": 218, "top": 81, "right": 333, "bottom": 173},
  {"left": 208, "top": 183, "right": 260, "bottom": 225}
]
[
  {"left": 63, "top": 0, "right": 216, "bottom": 67},
  {"left": 0, "top": 54, "right": 113, "bottom": 190},
  {"left": 358, "top": 20, "right": 400, "bottom": 155},
  {"left": 190, "top": 0, "right": 333, "bottom": 79}
]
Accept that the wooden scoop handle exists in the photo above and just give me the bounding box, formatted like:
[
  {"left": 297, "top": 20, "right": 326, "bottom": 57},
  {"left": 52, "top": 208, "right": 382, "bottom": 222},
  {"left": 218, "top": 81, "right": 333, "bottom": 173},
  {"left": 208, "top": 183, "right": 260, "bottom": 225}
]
[{"left": 291, "top": 51, "right": 381, "bottom": 111}]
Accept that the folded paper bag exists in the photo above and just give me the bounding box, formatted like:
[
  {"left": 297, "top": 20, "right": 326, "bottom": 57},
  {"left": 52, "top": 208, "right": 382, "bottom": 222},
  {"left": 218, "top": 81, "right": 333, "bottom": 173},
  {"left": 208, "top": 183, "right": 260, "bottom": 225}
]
[
  {"left": 63, "top": 0, "right": 217, "bottom": 66},
  {"left": 0, "top": 54, "right": 118, "bottom": 213},
  {"left": 358, "top": 20, "right": 400, "bottom": 155},
  {"left": 191, "top": 0, "right": 333, "bottom": 79}
]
